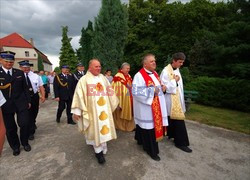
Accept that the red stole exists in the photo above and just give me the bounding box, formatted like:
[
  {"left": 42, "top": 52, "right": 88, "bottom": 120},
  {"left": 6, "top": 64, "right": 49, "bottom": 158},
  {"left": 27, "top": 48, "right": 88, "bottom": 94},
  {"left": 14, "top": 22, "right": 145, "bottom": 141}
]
[{"left": 139, "top": 68, "right": 164, "bottom": 141}]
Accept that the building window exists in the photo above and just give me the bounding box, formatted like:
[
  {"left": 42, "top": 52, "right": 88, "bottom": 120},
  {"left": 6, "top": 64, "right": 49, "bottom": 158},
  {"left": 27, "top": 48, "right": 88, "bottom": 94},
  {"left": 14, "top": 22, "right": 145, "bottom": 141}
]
[
  {"left": 25, "top": 51, "right": 29, "bottom": 57},
  {"left": 34, "top": 54, "right": 36, "bottom": 57}
]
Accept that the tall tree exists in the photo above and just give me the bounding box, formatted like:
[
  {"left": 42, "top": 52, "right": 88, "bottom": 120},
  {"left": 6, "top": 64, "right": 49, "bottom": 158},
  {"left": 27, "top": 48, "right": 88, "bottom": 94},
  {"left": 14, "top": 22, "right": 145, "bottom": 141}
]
[
  {"left": 92, "top": 0, "right": 128, "bottom": 72},
  {"left": 37, "top": 53, "right": 44, "bottom": 71},
  {"left": 59, "top": 26, "right": 78, "bottom": 71},
  {"left": 77, "top": 20, "right": 94, "bottom": 68}
]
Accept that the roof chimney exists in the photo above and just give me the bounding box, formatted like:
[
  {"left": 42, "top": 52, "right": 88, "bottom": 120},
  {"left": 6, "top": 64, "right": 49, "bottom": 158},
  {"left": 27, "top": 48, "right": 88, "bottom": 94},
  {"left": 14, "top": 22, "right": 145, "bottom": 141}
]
[{"left": 29, "top": 38, "right": 34, "bottom": 46}]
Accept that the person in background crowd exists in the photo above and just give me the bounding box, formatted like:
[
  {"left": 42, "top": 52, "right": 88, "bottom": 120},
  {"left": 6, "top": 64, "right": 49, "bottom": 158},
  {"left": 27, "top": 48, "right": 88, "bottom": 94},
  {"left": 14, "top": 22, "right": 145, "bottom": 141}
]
[
  {"left": 39, "top": 70, "right": 49, "bottom": 99},
  {"left": 53, "top": 65, "right": 76, "bottom": 125},
  {"left": 47, "top": 71, "right": 55, "bottom": 99},
  {"left": 105, "top": 69, "right": 113, "bottom": 83},
  {"left": 73, "top": 63, "right": 85, "bottom": 81}
]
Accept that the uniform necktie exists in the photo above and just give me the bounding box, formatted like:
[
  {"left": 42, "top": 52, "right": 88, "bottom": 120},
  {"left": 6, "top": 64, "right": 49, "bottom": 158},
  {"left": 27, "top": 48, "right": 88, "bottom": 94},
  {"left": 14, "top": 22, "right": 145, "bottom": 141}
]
[
  {"left": 26, "top": 73, "right": 34, "bottom": 96},
  {"left": 6, "top": 70, "right": 12, "bottom": 80},
  {"left": 7, "top": 70, "right": 11, "bottom": 77}
]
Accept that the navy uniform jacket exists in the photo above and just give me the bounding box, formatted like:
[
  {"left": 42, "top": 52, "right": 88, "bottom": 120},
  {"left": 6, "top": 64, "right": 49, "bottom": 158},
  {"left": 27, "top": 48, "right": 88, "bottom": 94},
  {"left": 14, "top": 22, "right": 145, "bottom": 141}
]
[
  {"left": 53, "top": 73, "right": 76, "bottom": 101},
  {"left": 0, "top": 67, "right": 31, "bottom": 113},
  {"left": 73, "top": 71, "right": 84, "bottom": 81}
]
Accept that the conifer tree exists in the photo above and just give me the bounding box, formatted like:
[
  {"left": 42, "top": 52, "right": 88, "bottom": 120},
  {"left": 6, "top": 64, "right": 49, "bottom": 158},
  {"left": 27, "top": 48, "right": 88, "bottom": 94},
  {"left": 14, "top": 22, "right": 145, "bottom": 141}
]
[
  {"left": 37, "top": 53, "right": 44, "bottom": 71},
  {"left": 59, "top": 26, "right": 78, "bottom": 71},
  {"left": 77, "top": 21, "right": 94, "bottom": 68},
  {"left": 92, "top": 0, "right": 128, "bottom": 72}
]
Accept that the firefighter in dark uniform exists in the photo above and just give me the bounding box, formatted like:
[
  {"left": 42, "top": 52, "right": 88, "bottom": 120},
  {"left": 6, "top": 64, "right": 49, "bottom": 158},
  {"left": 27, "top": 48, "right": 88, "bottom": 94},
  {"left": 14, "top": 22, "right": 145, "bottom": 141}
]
[
  {"left": 0, "top": 51, "right": 31, "bottom": 156},
  {"left": 53, "top": 65, "right": 76, "bottom": 124},
  {"left": 73, "top": 62, "right": 85, "bottom": 81}
]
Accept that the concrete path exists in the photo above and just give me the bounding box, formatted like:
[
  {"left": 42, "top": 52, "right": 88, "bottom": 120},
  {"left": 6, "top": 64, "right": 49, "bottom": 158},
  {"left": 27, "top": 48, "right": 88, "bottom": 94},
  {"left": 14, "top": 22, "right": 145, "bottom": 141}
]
[{"left": 0, "top": 99, "right": 249, "bottom": 180}]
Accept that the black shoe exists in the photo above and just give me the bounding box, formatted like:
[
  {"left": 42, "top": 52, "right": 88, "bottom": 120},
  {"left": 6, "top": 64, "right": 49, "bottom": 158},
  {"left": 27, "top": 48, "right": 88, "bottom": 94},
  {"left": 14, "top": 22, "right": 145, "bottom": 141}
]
[
  {"left": 29, "top": 134, "right": 34, "bottom": 140},
  {"left": 56, "top": 119, "right": 60, "bottom": 123},
  {"left": 13, "top": 148, "right": 20, "bottom": 156},
  {"left": 68, "top": 121, "right": 76, "bottom": 125},
  {"left": 34, "top": 124, "right": 37, "bottom": 129},
  {"left": 95, "top": 152, "right": 106, "bottom": 164},
  {"left": 151, "top": 155, "right": 161, "bottom": 161},
  {"left": 23, "top": 144, "right": 31, "bottom": 152},
  {"left": 176, "top": 145, "right": 192, "bottom": 153}
]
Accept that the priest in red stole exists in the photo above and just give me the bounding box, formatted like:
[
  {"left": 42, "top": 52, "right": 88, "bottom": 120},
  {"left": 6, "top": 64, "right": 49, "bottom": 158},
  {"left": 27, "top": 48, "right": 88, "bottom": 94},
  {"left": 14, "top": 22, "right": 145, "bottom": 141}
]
[
  {"left": 112, "top": 62, "right": 135, "bottom": 132},
  {"left": 132, "top": 54, "right": 168, "bottom": 161}
]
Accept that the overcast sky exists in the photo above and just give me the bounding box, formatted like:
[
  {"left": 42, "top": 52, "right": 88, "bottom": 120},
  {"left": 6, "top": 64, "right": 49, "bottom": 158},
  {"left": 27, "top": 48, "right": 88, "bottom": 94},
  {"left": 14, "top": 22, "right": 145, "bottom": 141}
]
[{"left": 0, "top": 0, "right": 213, "bottom": 68}]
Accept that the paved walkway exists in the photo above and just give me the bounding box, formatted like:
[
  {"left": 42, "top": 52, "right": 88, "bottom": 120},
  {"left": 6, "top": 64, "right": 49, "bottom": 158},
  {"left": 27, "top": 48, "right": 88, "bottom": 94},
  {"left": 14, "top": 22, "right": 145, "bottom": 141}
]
[{"left": 0, "top": 99, "right": 249, "bottom": 180}]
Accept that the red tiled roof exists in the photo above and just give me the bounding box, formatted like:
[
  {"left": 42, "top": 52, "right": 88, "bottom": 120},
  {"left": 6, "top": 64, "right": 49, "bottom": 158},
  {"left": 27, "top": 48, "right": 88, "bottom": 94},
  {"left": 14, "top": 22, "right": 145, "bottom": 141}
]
[
  {"left": 0, "top": 32, "right": 33, "bottom": 48},
  {"left": 1, "top": 32, "right": 53, "bottom": 65}
]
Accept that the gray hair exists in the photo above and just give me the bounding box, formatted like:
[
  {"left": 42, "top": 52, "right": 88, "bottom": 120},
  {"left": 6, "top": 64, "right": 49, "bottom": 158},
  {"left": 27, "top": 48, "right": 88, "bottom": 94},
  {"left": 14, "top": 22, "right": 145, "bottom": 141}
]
[
  {"left": 142, "top": 53, "right": 155, "bottom": 65},
  {"left": 88, "top": 58, "right": 100, "bottom": 66},
  {"left": 121, "top": 62, "right": 130, "bottom": 69}
]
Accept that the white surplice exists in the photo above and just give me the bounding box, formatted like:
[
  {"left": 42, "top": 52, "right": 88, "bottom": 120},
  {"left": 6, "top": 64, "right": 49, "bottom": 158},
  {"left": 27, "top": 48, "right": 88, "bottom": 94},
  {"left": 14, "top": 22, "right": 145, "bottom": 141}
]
[
  {"left": 160, "top": 66, "right": 186, "bottom": 116},
  {"left": 132, "top": 69, "right": 168, "bottom": 130}
]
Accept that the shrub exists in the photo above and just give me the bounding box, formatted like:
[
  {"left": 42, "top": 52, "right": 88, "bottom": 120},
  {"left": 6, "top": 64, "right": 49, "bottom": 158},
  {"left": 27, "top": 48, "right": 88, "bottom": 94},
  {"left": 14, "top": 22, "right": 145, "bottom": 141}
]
[{"left": 185, "top": 76, "right": 250, "bottom": 112}]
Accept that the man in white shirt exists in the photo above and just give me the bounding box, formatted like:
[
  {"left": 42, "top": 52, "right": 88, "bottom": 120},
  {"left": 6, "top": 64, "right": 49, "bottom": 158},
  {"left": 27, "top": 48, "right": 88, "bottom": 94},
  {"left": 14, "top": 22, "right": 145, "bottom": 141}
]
[
  {"left": 160, "top": 52, "right": 192, "bottom": 153},
  {"left": 132, "top": 54, "right": 168, "bottom": 161},
  {"left": 47, "top": 71, "right": 55, "bottom": 99},
  {"left": 19, "top": 60, "right": 45, "bottom": 140}
]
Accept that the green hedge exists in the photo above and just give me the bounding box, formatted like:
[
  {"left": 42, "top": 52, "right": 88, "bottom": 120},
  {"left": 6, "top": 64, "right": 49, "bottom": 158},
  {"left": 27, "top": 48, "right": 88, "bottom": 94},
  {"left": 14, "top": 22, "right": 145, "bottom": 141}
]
[{"left": 185, "top": 76, "right": 250, "bottom": 112}]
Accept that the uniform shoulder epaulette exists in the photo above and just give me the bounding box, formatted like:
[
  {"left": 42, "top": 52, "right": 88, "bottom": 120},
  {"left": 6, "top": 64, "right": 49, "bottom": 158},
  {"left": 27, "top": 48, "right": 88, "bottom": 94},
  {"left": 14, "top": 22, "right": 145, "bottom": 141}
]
[{"left": 56, "top": 75, "right": 68, "bottom": 87}]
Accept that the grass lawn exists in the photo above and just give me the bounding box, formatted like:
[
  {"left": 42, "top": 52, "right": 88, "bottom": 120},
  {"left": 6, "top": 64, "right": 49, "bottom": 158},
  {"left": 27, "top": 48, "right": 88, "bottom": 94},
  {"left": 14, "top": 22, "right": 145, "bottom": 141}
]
[{"left": 185, "top": 103, "right": 250, "bottom": 134}]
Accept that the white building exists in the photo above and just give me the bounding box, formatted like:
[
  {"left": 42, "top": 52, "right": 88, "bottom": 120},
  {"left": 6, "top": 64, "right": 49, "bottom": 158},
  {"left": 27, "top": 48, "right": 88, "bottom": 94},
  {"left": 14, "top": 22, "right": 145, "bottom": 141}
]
[{"left": 0, "top": 32, "right": 53, "bottom": 72}]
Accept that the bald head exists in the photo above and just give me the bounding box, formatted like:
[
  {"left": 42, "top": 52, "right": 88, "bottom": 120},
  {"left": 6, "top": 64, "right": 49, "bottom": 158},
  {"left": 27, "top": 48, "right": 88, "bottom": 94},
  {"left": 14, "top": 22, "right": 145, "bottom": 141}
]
[{"left": 88, "top": 59, "right": 101, "bottom": 76}]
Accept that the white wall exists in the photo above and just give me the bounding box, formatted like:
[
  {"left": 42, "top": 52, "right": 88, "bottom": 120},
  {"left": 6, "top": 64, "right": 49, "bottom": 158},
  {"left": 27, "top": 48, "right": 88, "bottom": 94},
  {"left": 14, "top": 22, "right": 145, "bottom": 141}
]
[{"left": 43, "top": 63, "right": 52, "bottom": 72}]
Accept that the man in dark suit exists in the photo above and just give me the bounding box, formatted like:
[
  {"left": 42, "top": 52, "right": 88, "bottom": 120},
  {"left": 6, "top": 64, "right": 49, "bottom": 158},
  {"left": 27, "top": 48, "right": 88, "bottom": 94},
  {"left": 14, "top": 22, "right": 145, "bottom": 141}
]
[
  {"left": 53, "top": 65, "right": 76, "bottom": 125},
  {"left": 0, "top": 51, "right": 31, "bottom": 156},
  {"left": 19, "top": 60, "right": 45, "bottom": 140},
  {"left": 73, "top": 63, "right": 85, "bottom": 81}
]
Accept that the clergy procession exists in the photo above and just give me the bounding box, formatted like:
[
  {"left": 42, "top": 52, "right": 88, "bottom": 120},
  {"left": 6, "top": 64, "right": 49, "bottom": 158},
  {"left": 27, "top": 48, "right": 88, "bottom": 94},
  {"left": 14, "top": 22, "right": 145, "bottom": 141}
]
[{"left": 0, "top": 50, "right": 192, "bottom": 165}]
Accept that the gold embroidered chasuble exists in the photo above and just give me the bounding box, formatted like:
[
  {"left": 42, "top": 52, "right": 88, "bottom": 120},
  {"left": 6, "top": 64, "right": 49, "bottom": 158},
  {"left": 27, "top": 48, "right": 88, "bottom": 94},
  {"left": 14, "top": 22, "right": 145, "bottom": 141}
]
[
  {"left": 112, "top": 72, "right": 135, "bottom": 131},
  {"left": 71, "top": 71, "right": 119, "bottom": 146}
]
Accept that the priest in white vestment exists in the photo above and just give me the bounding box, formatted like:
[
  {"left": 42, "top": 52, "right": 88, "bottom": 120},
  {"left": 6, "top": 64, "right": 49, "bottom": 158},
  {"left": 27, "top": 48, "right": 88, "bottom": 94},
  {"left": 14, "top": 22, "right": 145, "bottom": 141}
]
[
  {"left": 160, "top": 52, "right": 192, "bottom": 153},
  {"left": 71, "top": 59, "right": 119, "bottom": 164},
  {"left": 133, "top": 54, "right": 168, "bottom": 161}
]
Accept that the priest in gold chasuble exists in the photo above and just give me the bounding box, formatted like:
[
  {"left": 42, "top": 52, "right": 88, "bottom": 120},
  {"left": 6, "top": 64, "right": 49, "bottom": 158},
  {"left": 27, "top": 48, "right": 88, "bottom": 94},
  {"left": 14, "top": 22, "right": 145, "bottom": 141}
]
[
  {"left": 71, "top": 59, "right": 119, "bottom": 164},
  {"left": 112, "top": 62, "right": 135, "bottom": 132}
]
